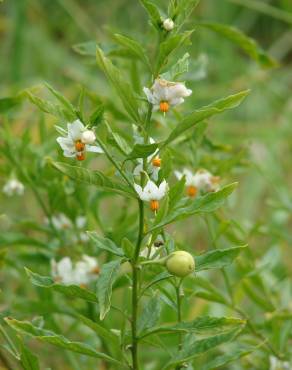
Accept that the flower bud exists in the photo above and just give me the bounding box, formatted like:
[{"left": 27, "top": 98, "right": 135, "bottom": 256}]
[
  {"left": 166, "top": 251, "right": 195, "bottom": 277},
  {"left": 163, "top": 18, "right": 174, "bottom": 31},
  {"left": 81, "top": 130, "right": 96, "bottom": 144}
]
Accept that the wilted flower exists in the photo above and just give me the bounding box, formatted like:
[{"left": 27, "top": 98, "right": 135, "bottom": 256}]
[
  {"left": 134, "top": 180, "right": 168, "bottom": 211},
  {"left": 163, "top": 18, "right": 174, "bottom": 31},
  {"left": 175, "top": 168, "right": 220, "bottom": 196},
  {"left": 2, "top": 178, "right": 24, "bottom": 197},
  {"left": 51, "top": 255, "right": 99, "bottom": 286},
  {"left": 56, "top": 120, "right": 103, "bottom": 161},
  {"left": 143, "top": 78, "right": 192, "bottom": 113}
]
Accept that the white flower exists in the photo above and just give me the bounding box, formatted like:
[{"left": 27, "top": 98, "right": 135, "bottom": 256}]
[
  {"left": 175, "top": 168, "right": 220, "bottom": 196},
  {"left": 269, "top": 356, "right": 291, "bottom": 370},
  {"left": 194, "top": 169, "right": 220, "bottom": 192},
  {"left": 143, "top": 78, "right": 192, "bottom": 113},
  {"left": 134, "top": 180, "right": 168, "bottom": 211},
  {"left": 56, "top": 119, "right": 103, "bottom": 160},
  {"left": 51, "top": 213, "right": 73, "bottom": 230},
  {"left": 51, "top": 255, "right": 99, "bottom": 286},
  {"left": 51, "top": 257, "right": 75, "bottom": 285},
  {"left": 2, "top": 178, "right": 24, "bottom": 197},
  {"left": 163, "top": 18, "right": 174, "bottom": 31}
]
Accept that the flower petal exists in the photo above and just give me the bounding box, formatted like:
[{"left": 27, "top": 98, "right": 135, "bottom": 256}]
[{"left": 68, "top": 120, "right": 85, "bottom": 141}]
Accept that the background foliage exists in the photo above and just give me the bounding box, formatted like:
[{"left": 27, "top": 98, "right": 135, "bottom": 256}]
[{"left": 0, "top": 0, "right": 292, "bottom": 369}]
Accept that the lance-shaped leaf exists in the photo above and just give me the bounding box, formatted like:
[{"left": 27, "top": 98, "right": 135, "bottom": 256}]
[
  {"left": 44, "top": 82, "right": 76, "bottom": 117},
  {"left": 126, "top": 143, "right": 158, "bottom": 160},
  {"left": 197, "top": 22, "right": 277, "bottom": 68},
  {"left": 149, "top": 183, "right": 237, "bottom": 232},
  {"left": 25, "top": 268, "right": 98, "bottom": 303},
  {"left": 5, "top": 318, "right": 124, "bottom": 367},
  {"left": 113, "top": 33, "right": 152, "bottom": 71},
  {"left": 195, "top": 245, "right": 247, "bottom": 272},
  {"left": 96, "top": 46, "right": 141, "bottom": 124},
  {"left": 139, "top": 315, "right": 245, "bottom": 339},
  {"left": 73, "top": 41, "right": 96, "bottom": 56},
  {"left": 19, "top": 339, "right": 40, "bottom": 370},
  {"left": 0, "top": 95, "right": 22, "bottom": 113},
  {"left": 97, "top": 260, "right": 121, "bottom": 320},
  {"left": 139, "top": 0, "right": 161, "bottom": 29},
  {"left": 161, "top": 53, "right": 190, "bottom": 81},
  {"left": 193, "top": 276, "right": 229, "bottom": 305},
  {"left": 156, "top": 30, "right": 194, "bottom": 74},
  {"left": 51, "top": 161, "right": 137, "bottom": 199},
  {"left": 169, "top": 0, "right": 200, "bottom": 29},
  {"left": 161, "top": 90, "right": 250, "bottom": 147},
  {"left": 201, "top": 346, "right": 257, "bottom": 370},
  {"left": 137, "top": 294, "right": 162, "bottom": 334},
  {"left": 87, "top": 232, "right": 124, "bottom": 257},
  {"left": 162, "top": 326, "right": 244, "bottom": 369}
]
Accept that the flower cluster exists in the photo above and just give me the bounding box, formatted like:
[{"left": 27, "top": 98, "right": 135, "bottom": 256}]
[
  {"left": 47, "top": 213, "right": 89, "bottom": 243},
  {"left": 51, "top": 255, "right": 99, "bottom": 286},
  {"left": 57, "top": 120, "right": 103, "bottom": 161}
]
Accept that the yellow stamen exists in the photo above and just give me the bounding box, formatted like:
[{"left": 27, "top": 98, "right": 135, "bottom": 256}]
[
  {"left": 75, "top": 140, "right": 85, "bottom": 152},
  {"left": 150, "top": 200, "right": 159, "bottom": 212},
  {"left": 187, "top": 186, "right": 197, "bottom": 197},
  {"left": 152, "top": 157, "right": 161, "bottom": 167},
  {"left": 76, "top": 152, "right": 85, "bottom": 161},
  {"left": 159, "top": 101, "right": 169, "bottom": 113}
]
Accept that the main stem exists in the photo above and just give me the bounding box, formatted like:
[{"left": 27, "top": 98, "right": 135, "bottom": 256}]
[{"left": 131, "top": 200, "right": 144, "bottom": 370}]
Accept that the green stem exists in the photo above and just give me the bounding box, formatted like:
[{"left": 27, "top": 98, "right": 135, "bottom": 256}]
[
  {"left": 175, "top": 280, "right": 184, "bottom": 370},
  {"left": 131, "top": 200, "right": 144, "bottom": 370},
  {"left": 96, "top": 137, "right": 134, "bottom": 190}
]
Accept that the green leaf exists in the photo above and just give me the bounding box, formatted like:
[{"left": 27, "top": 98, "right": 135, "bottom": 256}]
[
  {"left": 5, "top": 318, "right": 124, "bottom": 367},
  {"left": 162, "top": 90, "right": 250, "bottom": 147},
  {"left": 50, "top": 161, "right": 136, "bottom": 199},
  {"left": 25, "top": 268, "right": 98, "bottom": 303},
  {"left": 140, "top": 315, "right": 245, "bottom": 339},
  {"left": 127, "top": 143, "right": 158, "bottom": 160},
  {"left": 114, "top": 33, "right": 152, "bottom": 71},
  {"left": 96, "top": 46, "right": 141, "bottom": 124},
  {"left": 0, "top": 96, "right": 22, "bottom": 113},
  {"left": 193, "top": 276, "right": 229, "bottom": 304},
  {"left": 149, "top": 183, "right": 237, "bottom": 232},
  {"left": 97, "top": 260, "right": 121, "bottom": 320},
  {"left": 73, "top": 41, "right": 96, "bottom": 56},
  {"left": 139, "top": 0, "right": 161, "bottom": 29},
  {"left": 197, "top": 22, "right": 277, "bottom": 68},
  {"left": 104, "top": 121, "right": 131, "bottom": 155},
  {"left": 201, "top": 346, "right": 256, "bottom": 370},
  {"left": 76, "top": 314, "right": 118, "bottom": 344},
  {"left": 20, "top": 339, "right": 40, "bottom": 370},
  {"left": 44, "top": 82, "right": 76, "bottom": 117},
  {"left": 196, "top": 245, "right": 247, "bottom": 272},
  {"left": 162, "top": 326, "right": 244, "bottom": 369},
  {"left": 170, "top": 0, "right": 200, "bottom": 28},
  {"left": 137, "top": 294, "right": 162, "bottom": 334},
  {"left": 121, "top": 238, "right": 135, "bottom": 259},
  {"left": 156, "top": 31, "right": 194, "bottom": 74},
  {"left": 161, "top": 53, "right": 190, "bottom": 80},
  {"left": 87, "top": 232, "right": 124, "bottom": 257},
  {"left": 89, "top": 104, "right": 104, "bottom": 127},
  {"left": 25, "top": 90, "right": 75, "bottom": 121}
]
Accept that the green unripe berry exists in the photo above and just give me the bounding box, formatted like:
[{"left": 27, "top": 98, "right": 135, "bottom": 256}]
[{"left": 166, "top": 251, "right": 195, "bottom": 277}]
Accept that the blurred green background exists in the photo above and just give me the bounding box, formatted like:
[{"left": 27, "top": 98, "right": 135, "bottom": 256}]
[{"left": 1, "top": 0, "right": 292, "bottom": 369}]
